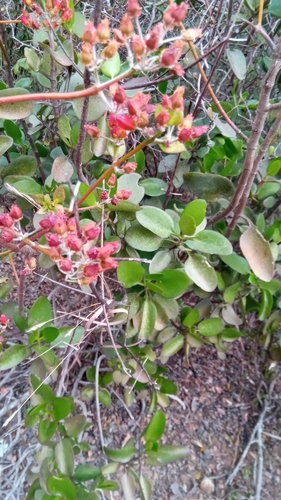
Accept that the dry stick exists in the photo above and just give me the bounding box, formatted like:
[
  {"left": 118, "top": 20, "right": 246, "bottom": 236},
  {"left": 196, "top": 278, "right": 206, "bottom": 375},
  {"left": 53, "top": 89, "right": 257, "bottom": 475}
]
[
  {"left": 0, "top": 12, "right": 13, "bottom": 88},
  {"left": 227, "top": 111, "right": 281, "bottom": 235},
  {"left": 209, "top": 41, "right": 281, "bottom": 227},
  {"left": 188, "top": 40, "right": 248, "bottom": 142}
]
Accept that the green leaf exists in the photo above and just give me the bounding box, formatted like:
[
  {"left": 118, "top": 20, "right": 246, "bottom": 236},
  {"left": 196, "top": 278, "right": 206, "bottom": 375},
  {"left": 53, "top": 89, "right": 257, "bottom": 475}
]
[
  {"left": 240, "top": 224, "right": 274, "bottom": 281},
  {"left": 136, "top": 206, "right": 174, "bottom": 238},
  {"left": 186, "top": 230, "right": 233, "bottom": 255},
  {"left": 52, "top": 156, "right": 73, "bottom": 183},
  {"left": 147, "top": 270, "right": 192, "bottom": 299},
  {"left": 104, "top": 444, "right": 136, "bottom": 463},
  {"left": 268, "top": 0, "right": 281, "bottom": 18},
  {"left": 58, "top": 115, "right": 72, "bottom": 146},
  {"left": 30, "top": 374, "right": 55, "bottom": 402},
  {"left": 144, "top": 410, "right": 166, "bottom": 442},
  {"left": 117, "top": 261, "right": 144, "bottom": 288},
  {"left": 101, "top": 51, "right": 121, "bottom": 78},
  {"left": 181, "top": 199, "right": 207, "bottom": 226},
  {"left": 179, "top": 212, "right": 196, "bottom": 236},
  {"left": 74, "top": 465, "right": 101, "bottom": 481},
  {"left": 197, "top": 318, "right": 224, "bottom": 337},
  {"left": 161, "top": 335, "right": 184, "bottom": 358},
  {"left": 72, "top": 11, "right": 86, "bottom": 38},
  {"left": 1, "top": 155, "right": 37, "bottom": 179},
  {"left": 226, "top": 49, "right": 247, "bottom": 80},
  {"left": 146, "top": 445, "right": 189, "bottom": 465},
  {"left": 41, "top": 327, "right": 59, "bottom": 343},
  {"left": 257, "top": 181, "right": 280, "bottom": 200},
  {"left": 28, "top": 296, "right": 53, "bottom": 330},
  {"left": 121, "top": 472, "right": 136, "bottom": 500},
  {"left": 149, "top": 250, "right": 171, "bottom": 274},
  {"left": 51, "top": 326, "right": 85, "bottom": 348},
  {"left": 182, "top": 308, "right": 199, "bottom": 327},
  {"left": 221, "top": 327, "right": 242, "bottom": 342},
  {"left": 138, "top": 299, "right": 157, "bottom": 340},
  {"left": 52, "top": 397, "right": 72, "bottom": 420},
  {"left": 97, "top": 479, "right": 119, "bottom": 491},
  {"left": 184, "top": 254, "right": 218, "bottom": 292},
  {"left": 47, "top": 476, "right": 76, "bottom": 499},
  {"left": 38, "top": 420, "right": 57, "bottom": 444},
  {"left": 0, "top": 135, "right": 13, "bottom": 156},
  {"left": 55, "top": 438, "right": 74, "bottom": 477},
  {"left": 99, "top": 388, "right": 112, "bottom": 407},
  {"left": 223, "top": 281, "right": 242, "bottom": 304},
  {"left": 78, "top": 182, "right": 96, "bottom": 207},
  {"left": 0, "top": 88, "right": 34, "bottom": 119},
  {"left": 221, "top": 252, "right": 250, "bottom": 274},
  {"left": 139, "top": 178, "right": 168, "bottom": 197},
  {"left": 125, "top": 223, "right": 163, "bottom": 251},
  {"left": 266, "top": 157, "right": 281, "bottom": 176},
  {"left": 140, "top": 474, "right": 152, "bottom": 500},
  {"left": 0, "top": 344, "right": 30, "bottom": 370},
  {"left": 7, "top": 178, "right": 43, "bottom": 196},
  {"left": 24, "top": 47, "right": 40, "bottom": 71},
  {"left": 72, "top": 91, "right": 108, "bottom": 122},
  {"left": 183, "top": 172, "right": 234, "bottom": 201},
  {"left": 93, "top": 114, "right": 110, "bottom": 157},
  {"left": 0, "top": 279, "right": 13, "bottom": 299},
  {"left": 64, "top": 414, "right": 86, "bottom": 438}
]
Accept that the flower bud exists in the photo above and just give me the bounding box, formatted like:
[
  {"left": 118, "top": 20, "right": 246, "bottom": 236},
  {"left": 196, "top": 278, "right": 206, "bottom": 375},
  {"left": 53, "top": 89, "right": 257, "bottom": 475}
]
[
  {"left": 97, "top": 19, "right": 110, "bottom": 43},
  {"left": 10, "top": 205, "right": 23, "bottom": 221},
  {"left": 45, "top": 0, "right": 53, "bottom": 9},
  {"left": 178, "top": 128, "right": 192, "bottom": 142},
  {"left": 87, "top": 246, "right": 99, "bottom": 259},
  {"left": 81, "top": 42, "right": 93, "bottom": 66},
  {"left": 83, "top": 222, "right": 101, "bottom": 241},
  {"left": 122, "top": 162, "right": 137, "bottom": 174},
  {"left": 85, "top": 124, "right": 101, "bottom": 139},
  {"left": 113, "top": 29, "right": 125, "bottom": 44},
  {"left": 61, "top": 7, "right": 73, "bottom": 22},
  {"left": 111, "top": 84, "right": 126, "bottom": 105},
  {"left": 0, "top": 315, "right": 8, "bottom": 325},
  {"left": 59, "top": 259, "right": 73, "bottom": 273},
  {"left": 155, "top": 108, "right": 170, "bottom": 127},
  {"left": 20, "top": 11, "right": 31, "bottom": 28},
  {"left": 120, "top": 14, "right": 134, "bottom": 37},
  {"left": 0, "top": 213, "right": 14, "bottom": 228},
  {"left": 66, "top": 233, "right": 83, "bottom": 252},
  {"left": 1, "top": 230, "right": 13, "bottom": 243},
  {"left": 25, "top": 256, "right": 37, "bottom": 270},
  {"left": 103, "top": 40, "right": 119, "bottom": 59},
  {"left": 67, "top": 217, "right": 77, "bottom": 232},
  {"left": 132, "top": 35, "right": 145, "bottom": 57},
  {"left": 137, "top": 112, "right": 149, "bottom": 128},
  {"left": 46, "top": 233, "right": 60, "bottom": 247},
  {"left": 39, "top": 216, "right": 53, "bottom": 230},
  {"left": 164, "top": 2, "right": 188, "bottom": 28},
  {"left": 116, "top": 189, "right": 132, "bottom": 200},
  {"left": 145, "top": 31, "right": 159, "bottom": 51},
  {"left": 31, "top": 20, "right": 40, "bottom": 30},
  {"left": 107, "top": 174, "right": 117, "bottom": 187},
  {"left": 83, "top": 264, "right": 99, "bottom": 279},
  {"left": 83, "top": 20, "right": 97, "bottom": 44},
  {"left": 127, "top": 0, "right": 141, "bottom": 18},
  {"left": 110, "top": 196, "right": 119, "bottom": 206},
  {"left": 53, "top": 220, "right": 67, "bottom": 236},
  {"left": 100, "top": 191, "right": 109, "bottom": 201},
  {"left": 171, "top": 86, "right": 184, "bottom": 111},
  {"left": 49, "top": 247, "right": 61, "bottom": 261}
]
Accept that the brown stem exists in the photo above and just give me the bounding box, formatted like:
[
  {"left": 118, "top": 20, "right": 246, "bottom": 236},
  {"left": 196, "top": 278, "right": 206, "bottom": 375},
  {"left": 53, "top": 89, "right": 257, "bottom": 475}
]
[
  {"left": 21, "top": 121, "right": 46, "bottom": 181},
  {"left": 0, "top": 12, "right": 13, "bottom": 88},
  {"left": 163, "top": 153, "right": 181, "bottom": 210},
  {"left": 48, "top": 30, "right": 60, "bottom": 130},
  {"left": 18, "top": 273, "right": 26, "bottom": 317},
  {"left": 74, "top": 69, "right": 91, "bottom": 184},
  {"left": 209, "top": 42, "right": 281, "bottom": 228},
  {"left": 77, "top": 132, "right": 161, "bottom": 207}
]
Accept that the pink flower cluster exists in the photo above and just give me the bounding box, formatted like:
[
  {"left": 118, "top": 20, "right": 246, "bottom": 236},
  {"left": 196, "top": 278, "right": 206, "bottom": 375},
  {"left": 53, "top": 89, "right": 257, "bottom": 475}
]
[
  {"left": 21, "top": 0, "right": 72, "bottom": 30},
  {"left": 0, "top": 205, "right": 23, "bottom": 244},
  {"left": 39, "top": 211, "right": 120, "bottom": 284}
]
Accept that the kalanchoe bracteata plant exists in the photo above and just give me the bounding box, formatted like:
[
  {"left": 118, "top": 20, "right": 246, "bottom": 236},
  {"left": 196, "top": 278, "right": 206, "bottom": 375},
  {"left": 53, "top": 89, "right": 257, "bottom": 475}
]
[{"left": 1, "top": 0, "right": 281, "bottom": 498}]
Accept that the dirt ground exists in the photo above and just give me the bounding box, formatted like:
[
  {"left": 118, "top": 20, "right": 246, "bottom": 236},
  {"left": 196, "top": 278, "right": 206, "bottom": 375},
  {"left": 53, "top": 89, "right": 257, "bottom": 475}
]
[{"left": 1, "top": 265, "right": 281, "bottom": 500}]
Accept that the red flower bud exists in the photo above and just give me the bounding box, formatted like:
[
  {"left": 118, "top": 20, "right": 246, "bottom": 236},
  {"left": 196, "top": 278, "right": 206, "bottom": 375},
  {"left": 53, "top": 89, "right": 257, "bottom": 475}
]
[
  {"left": 46, "top": 233, "right": 60, "bottom": 247},
  {"left": 163, "top": 2, "right": 188, "bottom": 28},
  {"left": 85, "top": 124, "right": 101, "bottom": 139},
  {"left": 0, "top": 213, "right": 14, "bottom": 228},
  {"left": 111, "top": 84, "right": 126, "bottom": 105},
  {"left": 81, "top": 42, "right": 93, "bottom": 66},
  {"left": 100, "top": 191, "right": 109, "bottom": 201},
  {"left": 107, "top": 174, "right": 117, "bottom": 187},
  {"left": 61, "top": 7, "right": 73, "bottom": 23},
  {"left": 145, "top": 31, "right": 159, "bottom": 51},
  {"left": 132, "top": 35, "right": 145, "bottom": 57},
  {"left": 116, "top": 189, "right": 132, "bottom": 200},
  {"left": 0, "top": 315, "right": 8, "bottom": 325},
  {"left": 127, "top": 0, "right": 141, "bottom": 18},
  {"left": 110, "top": 196, "right": 119, "bottom": 206},
  {"left": 39, "top": 216, "right": 53, "bottom": 230},
  {"left": 83, "top": 222, "right": 101, "bottom": 241},
  {"left": 122, "top": 162, "right": 137, "bottom": 174},
  {"left": 31, "top": 20, "right": 40, "bottom": 30},
  {"left": 120, "top": 14, "right": 134, "bottom": 37},
  {"left": 178, "top": 128, "right": 192, "bottom": 142},
  {"left": 137, "top": 112, "right": 149, "bottom": 128},
  {"left": 127, "top": 92, "right": 151, "bottom": 115},
  {"left": 49, "top": 247, "right": 61, "bottom": 261},
  {"left": 97, "top": 19, "right": 110, "bottom": 43},
  {"left": 10, "top": 205, "right": 23, "bottom": 221},
  {"left": 67, "top": 217, "right": 77, "bottom": 232},
  {"left": 171, "top": 86, "right": 185, "bottom": 111},
  {"left": 114, "top": 114, "right": 136, "bottom": 131},
  {"left": 155, "top": 108, "right": 170, "bottom": 127},
  {"left": 83, "top": 264, "right": 99, "bottom": 278},
  {"left": 20, "top": 11, "right": 31, "bottom": 28},
  {"left": 103, "top": 40, "right": 119, "bottom": 59},
  {"left": 100, "top": 257, "right": 118, "bottom": 271},
  {"left": 59, "top": 259, "right": 73, "bottom": 273},
  {"left": 1, "top": 230, "right": 14, "bottom": 243},
  {"left": 113, "top": 29, "right": 125, "bottom": 44},
  {"left": 83, "top": 21, "right": 97, "bottom": 44},
  {"left": 100, "top": 241, "right": 120, "bottom": 256},
  {"left": 87, "top": 246, "right": 99, "bottom": 259},
  {"left": 66, "top": 233, "right": 83, "bottom": 252},
  {"left": 53, "top": 220, "right": 68, "bottom": 236}
]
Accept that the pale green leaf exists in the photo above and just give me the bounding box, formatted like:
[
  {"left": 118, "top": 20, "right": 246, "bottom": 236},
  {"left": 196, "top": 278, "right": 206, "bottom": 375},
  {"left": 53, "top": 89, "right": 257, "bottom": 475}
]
[
  {"left": 0, "top": 345, "right": 30, "bottom": 371},
  {"left": 0, "top": 88, "right": 33, "bottom": 119},
  {"left": 136, "top": 206, "right": 174, "bottom": 238},
  {"left": 184, "top": 254, "right": 217, "bottom": 292},
  {"left": 240, "top": 224, "right": 274, "bottom": 281}
]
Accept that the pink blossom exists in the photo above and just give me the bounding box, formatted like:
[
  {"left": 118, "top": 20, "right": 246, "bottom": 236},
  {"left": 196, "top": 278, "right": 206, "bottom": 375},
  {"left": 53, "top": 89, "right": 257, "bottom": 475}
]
[
  {"left": 83, "top": 222, "right": 101, "bottom": 241},
  {"left": 10, "top": 205, "right": 23, "bottom": 221},
  {"left": 0, "top": 214, "right": 14, "bottom": 228},
  {"left": 127, "top": 0, "right": 141, "bottom": 18},
  {"left": 46, "top": 233, "right": 60, "bottom": 247},
  {"left": 59, "top": 259, "right": 73, "bottom": 273},
  {"left": 66, "top": 233, "right": 83, "bottom": 252}
]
